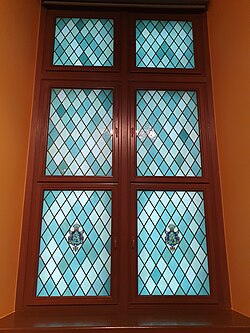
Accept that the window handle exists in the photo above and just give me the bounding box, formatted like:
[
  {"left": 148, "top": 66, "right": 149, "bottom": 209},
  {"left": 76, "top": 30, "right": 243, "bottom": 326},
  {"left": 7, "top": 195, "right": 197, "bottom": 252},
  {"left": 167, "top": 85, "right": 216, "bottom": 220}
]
[
  {"left": 111, "top": 128, "right": 118, "bottom": 137},
  {"left": 114, "top": 237, "right": 118, "bottom": 249},
  {"left": 132, "top": 237, "right": 136, "bottom": 249},
  {"left": 131, "top": 127, "right": 135, "bottom": 138}
]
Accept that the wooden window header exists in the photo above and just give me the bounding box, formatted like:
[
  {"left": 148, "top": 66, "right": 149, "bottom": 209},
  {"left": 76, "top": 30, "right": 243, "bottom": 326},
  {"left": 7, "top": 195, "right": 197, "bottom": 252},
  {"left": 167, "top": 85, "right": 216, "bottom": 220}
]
[{"left": 42, "top": 0, "right": 209, "bottom": 10}]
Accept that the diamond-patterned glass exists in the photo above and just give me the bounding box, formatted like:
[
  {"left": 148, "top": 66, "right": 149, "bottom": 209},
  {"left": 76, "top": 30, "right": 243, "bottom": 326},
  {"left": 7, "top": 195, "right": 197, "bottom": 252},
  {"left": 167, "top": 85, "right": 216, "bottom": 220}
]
[
  {"left": 136, "top": 90, "right": 202, "bottom": 176},
  {"left": 137, "top": 190, "right": 210, "bottom": 296},
  {"left": 136, "top": 20, "right": 195, "bottom": 68},
  {"left": 36, "top": 190, "right": 112, "bottom": 297},
  {"left": 45, "top": 89, "right": 113, "bottom": 176},
  {"left": 53, "top": 18, "right": 114, "bottom": 66}
]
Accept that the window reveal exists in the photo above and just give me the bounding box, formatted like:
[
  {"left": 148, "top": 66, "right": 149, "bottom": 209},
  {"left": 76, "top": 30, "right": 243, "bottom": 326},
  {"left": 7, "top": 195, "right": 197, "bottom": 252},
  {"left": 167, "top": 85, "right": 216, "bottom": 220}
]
[{"left": 17, "top": 5, "right": 229, "bottom": 309}]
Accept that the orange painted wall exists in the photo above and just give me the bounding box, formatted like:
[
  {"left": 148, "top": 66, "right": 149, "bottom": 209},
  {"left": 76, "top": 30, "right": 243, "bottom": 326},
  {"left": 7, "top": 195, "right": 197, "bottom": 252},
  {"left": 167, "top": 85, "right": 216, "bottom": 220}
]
[
  {"left": 0, "top": 0, "right": 249, "bottom": 320},
  {"left": 208, "top": 0, "right": 250, "bottom": 316},
  {"left": 0, "top": 0, "right": 40, "bottom": 319}
]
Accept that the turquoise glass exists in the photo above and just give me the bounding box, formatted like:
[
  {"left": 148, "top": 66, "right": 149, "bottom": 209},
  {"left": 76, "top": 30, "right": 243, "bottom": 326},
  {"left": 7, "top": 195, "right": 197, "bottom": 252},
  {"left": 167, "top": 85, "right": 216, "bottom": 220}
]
[
  {"left": 46, "top": 88, "right": 113, "bottom": 176},
  {"left": 136, "top": 90, "right": 202, "bottom": 176},
  {"left": 53, "top": 18, "right": 114, "bottom": 66},
  {"left": 36, "top": 190, "right": 112, "bottom": 297},
  {"left": 137, "top": 190, "right": 210, "bottom": 296},
  {"left": 136, "top": 20, "right": 195, "bottom": 68}
]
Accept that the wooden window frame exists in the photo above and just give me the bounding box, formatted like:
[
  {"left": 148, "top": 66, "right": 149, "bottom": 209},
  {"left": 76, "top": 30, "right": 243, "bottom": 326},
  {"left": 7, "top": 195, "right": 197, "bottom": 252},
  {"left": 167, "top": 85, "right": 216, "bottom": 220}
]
[
  {"left": 35, "top": 80, "right": 120, "bottom": 183},
  {"left": 43, "top": 10, "right": 121, "bottom": 72},
  {"left": 129, "top": 12, "right": 205, "bottom": 75},
  {"left": 16, "top": 4, "right": 231, "bottom": 313},
  {"left": 24, "top": 183, "right": 119, "bottom": 306},
  {"left": 129, "top": 82, "right": 210, "bottom": 183},
  {"left": 130, "top": 183, "right": 218, "bottom": 305}
]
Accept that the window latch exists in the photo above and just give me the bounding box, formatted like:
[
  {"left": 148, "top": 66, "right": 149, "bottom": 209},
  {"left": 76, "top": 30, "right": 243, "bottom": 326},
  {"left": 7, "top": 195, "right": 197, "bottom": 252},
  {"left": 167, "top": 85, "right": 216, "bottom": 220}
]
[
  {"left": 132, "top": 237, "right": 136, "bottom": 249},
  {"left": 114, "top": 237, "right": 118, "bottom": 249}
]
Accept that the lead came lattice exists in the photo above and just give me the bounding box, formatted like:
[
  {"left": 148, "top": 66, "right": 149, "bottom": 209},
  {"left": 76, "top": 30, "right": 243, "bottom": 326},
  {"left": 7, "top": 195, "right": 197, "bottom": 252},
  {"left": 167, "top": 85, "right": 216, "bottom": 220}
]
[
  {"left": 36, "top": 190, "right": 112, "bottom": 297},
  {"left": 136, "top": 90, "right": 202, "bottom": 177},
  {"left": 45, "top": 88, "right": 113, "bottom": 176},
  {"left": 137, "top": 190, "right": 210, "bottom": 296},
  {"left": 136, "top": 20, "right": 195, "bottom": 68},
  {"left": 53, "top": 18, "right": 114, "bottom": 66}
]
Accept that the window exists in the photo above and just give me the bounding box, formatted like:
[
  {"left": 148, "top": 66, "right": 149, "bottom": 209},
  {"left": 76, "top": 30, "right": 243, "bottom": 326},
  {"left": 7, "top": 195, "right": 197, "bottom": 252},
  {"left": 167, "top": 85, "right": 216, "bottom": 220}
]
[{"left": 16, "top": 0, "right": 230, "bottom": 312}]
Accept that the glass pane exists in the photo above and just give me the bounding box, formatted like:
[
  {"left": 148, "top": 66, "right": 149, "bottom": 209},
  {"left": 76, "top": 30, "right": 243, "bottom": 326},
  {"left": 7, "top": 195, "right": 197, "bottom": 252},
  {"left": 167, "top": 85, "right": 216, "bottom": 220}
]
[
  {"left": 46, "top": 88, "right": 113, "bottom": 176},
  {"left": 53, "top": 18, "right": 114, "bottom": 66},
  {"left": 137, "top": 190, "right": 210, "bottom": 296},
  {"left": 136, "top": 20, "right": 195, "bottom": 68},
  {"left": 136, "top": 90, "right": 202, "bottom": 176},
  {"left": 36, "top": 190, "right": 112, "bottom": 297}
]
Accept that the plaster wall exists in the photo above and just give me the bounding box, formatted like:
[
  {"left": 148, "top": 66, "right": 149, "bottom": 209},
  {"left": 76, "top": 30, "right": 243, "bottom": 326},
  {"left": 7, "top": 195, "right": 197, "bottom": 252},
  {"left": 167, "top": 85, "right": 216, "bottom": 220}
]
[{"left": 0, "top": 0, "right": 249, "bottom": 319}]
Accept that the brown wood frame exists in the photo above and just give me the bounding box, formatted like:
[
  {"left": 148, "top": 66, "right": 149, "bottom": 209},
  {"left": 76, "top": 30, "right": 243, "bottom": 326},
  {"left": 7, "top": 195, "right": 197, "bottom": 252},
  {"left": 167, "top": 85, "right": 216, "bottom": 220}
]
[
  {"left": 15, "top": 5, "right": 231, "bottom": 313},
  {"left": 24, "top": 183, "right": 119, "bottom": 305},
  {"left": 34, "top": 80, "right": 120, "bottom": 183},
  {"left": 129, "top": 183, "right": 218, "bottom": 305},
  {"left": 129, "top": 12, "right": 205, "bottom": 75},
  {"left": 129, "top": 82, "right": 210, "bottom": 183},
  {"left": 130, "top": 13, "right": 204, "bottom": 75},
  {"left": 43, "top": 10, "right": 121, "bottom": 72}
]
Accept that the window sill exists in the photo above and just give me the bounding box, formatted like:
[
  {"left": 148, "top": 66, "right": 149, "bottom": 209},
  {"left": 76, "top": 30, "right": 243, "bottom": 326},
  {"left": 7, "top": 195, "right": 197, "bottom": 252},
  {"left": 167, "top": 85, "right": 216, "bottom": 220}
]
[{"left": 0, "top": 308, "right": 249, "bottom": 332}]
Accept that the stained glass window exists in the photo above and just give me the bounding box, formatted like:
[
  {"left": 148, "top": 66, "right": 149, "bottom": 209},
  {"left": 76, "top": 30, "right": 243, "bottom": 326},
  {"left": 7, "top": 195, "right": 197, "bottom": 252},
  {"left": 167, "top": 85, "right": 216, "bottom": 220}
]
[
  {"left": 45, "top": 88, "right": 113, "bottom": 176},
  {"left": 137, "top": 190, "right": 210, "bottom": 296},
  {"left": 136, "top": 20, "right": 195, "bottom": 68},
  {"left": 36, "top": 190, "right": 112, "bottom": 297},
  {"left": 53, "top": 18, "right": 114, "bottom": 66},
  {"left": 23, "top": 8, "right": 224, "bottom": 307},
  {"left": 136, "top": 90, "right": 202, "bottom": 177}
]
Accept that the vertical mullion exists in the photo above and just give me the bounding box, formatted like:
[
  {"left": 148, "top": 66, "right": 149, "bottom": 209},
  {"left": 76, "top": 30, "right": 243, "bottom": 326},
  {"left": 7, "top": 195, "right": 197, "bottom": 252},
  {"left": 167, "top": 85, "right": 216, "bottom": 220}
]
[{"left": 118, "top": 10, "right": 131, "bottom": 311}]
